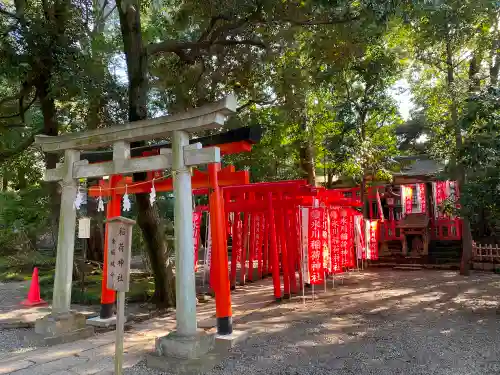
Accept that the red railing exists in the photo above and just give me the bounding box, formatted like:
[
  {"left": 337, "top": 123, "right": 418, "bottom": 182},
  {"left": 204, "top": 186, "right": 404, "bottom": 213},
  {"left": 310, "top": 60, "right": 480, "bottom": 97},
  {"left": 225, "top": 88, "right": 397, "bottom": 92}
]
[
  {"left": 378, "top": 218, "right": 462, "bottom": 241},
  {"left": 431, "top": 218, "right": 462, "bottom": 240},
  {"left": 380, "top": 221, "right": 403, "bottom": 241}
]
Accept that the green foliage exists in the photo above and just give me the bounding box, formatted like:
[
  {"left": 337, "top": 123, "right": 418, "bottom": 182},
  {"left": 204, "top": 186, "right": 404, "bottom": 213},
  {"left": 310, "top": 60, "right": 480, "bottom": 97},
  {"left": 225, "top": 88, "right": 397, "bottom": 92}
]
[
  {"left": 0, "top": 186, "right": 51, "bottom": 253},
  {"left": 458, "top": 86, "right": 500, "bottom": 235}
]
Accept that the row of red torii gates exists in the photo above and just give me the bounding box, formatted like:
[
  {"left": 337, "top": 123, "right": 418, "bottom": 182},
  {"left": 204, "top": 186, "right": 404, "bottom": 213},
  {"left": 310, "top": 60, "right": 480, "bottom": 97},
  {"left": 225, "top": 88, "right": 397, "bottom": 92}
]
[{"left": 84, "top": 127, "right": 376, "bottom": 334}]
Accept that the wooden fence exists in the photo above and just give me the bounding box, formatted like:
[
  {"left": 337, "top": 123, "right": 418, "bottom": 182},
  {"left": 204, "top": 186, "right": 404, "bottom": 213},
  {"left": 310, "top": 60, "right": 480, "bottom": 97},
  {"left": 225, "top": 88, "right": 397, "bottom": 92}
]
[{"left": 472, "top": 241, "right": 500, "bottom": 263}]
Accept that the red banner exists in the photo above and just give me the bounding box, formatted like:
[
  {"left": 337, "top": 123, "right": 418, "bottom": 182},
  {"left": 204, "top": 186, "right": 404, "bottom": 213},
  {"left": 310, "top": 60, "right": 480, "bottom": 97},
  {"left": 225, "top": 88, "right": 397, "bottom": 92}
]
[
  {"left": 435, "top": 181, "right": 447, "bottom": 218},
  {"left": 322, "top": 211, "right": 330, "bottom": 273},
  {"left": 193, "top": 212, "right": 202, "bottom": 271},
  {"left": 231, "top": 217, "right": 243, "bottom": 275},
  {"left": 346, "top": 210, "right": 355, "bottom": 267},
  {"left": 367, "top": 220, "right": 379, "bottom": 260},
  {"left": 403, "top": 186, "right": 413, "bottom": 215},
  {"left": 329, "top": 208, "right": 343, "bottom": 273},
  {"left": 376, "top": 190, "right": 384, "bottom": 221},
  {"left": 418, "top": 183, "right": 426, "bottom": 214},
  {"left": 254, "top": 214, "right": 262, "bottom": 266},
  {"left": 308, "top": 208, "right": 325, "bottom": 285},
  {"left": 339, "top": 209, "right": 352, "bottom": 268}
]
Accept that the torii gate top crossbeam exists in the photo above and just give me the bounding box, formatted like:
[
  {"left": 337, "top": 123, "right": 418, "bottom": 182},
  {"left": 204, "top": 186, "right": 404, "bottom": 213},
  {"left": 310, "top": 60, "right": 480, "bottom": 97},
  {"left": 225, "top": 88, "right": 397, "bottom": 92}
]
[{"left": 34, "top": 94, "right": 237, "bottom": 153}]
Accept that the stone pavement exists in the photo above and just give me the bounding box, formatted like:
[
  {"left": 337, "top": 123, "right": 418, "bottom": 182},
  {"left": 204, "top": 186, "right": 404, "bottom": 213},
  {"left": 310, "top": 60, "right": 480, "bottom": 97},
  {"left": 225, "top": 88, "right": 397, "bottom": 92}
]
[{"left": 0, "top": 279, "right": 276, "bottom": 375}]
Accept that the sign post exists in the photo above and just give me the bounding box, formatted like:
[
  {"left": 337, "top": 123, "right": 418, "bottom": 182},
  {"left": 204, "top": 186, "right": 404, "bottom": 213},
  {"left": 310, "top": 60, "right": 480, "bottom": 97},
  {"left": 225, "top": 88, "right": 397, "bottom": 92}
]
[{"left": 106, "top": 216, "right": 135, "bottom": 375}]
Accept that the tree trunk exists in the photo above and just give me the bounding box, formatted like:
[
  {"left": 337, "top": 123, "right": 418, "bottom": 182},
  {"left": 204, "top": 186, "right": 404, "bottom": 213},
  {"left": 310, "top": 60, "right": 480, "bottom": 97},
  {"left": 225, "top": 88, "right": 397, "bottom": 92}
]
[
  {"left": 136, "top": 194, "right": 175, "bottom": 306},
  {"left": 489, "top": 13, "right": 500, "bottom": 85},
  {"left": 360, "top": 174, "right": 368, "bottom": 218},
  {"left": 299, "top": 143, "right": 316, "bottom": 185},
  {"left": 17, "top": 168, "right": 27, "bottom": 190},
  {"left": 446, "top": 37, "right": 473, "bottom": 276},
  {"left": 327, "top": 169, "right": 335, "bottom": 189},
  {"left": 86, "top": 195, "right": 104, "bottom": 262},
  {"left": 38, "top": 78, "right": 60, "bottom": 244},
  {"left": 0, "top": 175, "right": 6, "bottom": 191},
  {"left": 116, "top": 0, "right": 175, "bottom": 307},
  {"left": 299, "top": 107, "right": 316, "bottom": 185}
]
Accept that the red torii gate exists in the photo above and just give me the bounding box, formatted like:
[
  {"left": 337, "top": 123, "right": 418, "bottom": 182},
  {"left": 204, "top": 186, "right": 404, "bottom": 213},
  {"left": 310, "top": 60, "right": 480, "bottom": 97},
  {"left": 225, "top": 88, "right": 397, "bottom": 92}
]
[
  {"left": 221, "top": 180, "right": 319, "bottom": 301},
  {"left": 88, "top": 137, "right": 255, "bottom": 334}
]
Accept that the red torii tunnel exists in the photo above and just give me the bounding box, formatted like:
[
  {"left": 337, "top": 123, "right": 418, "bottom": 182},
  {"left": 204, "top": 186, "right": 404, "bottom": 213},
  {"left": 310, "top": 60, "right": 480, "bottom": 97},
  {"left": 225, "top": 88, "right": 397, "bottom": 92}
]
[
  {"left": 212, "top": 180, "right": 319, "bottom": 301},
  {"left": 86, "top": 127, "right": 260, "bottom": 335},
  {"left": 194, "top": 183, "right": 363, "bottom": 301}
]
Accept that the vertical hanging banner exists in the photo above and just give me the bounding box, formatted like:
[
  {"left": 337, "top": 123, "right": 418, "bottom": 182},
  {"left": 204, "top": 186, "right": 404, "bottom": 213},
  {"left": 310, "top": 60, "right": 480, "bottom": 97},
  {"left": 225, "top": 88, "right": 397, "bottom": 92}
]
[
  {"left": 308, "top": 208, "right": 325, "bottom": 285},
  {"left": 402, "top": 185, "right": 413, "bottom": 215},
  {"left": 233, "top": 218, "right": 243, "bottom": 271},
  {"left": 435, "top": 181, "right": 447, "bottom": 218},
  {"left": 354, "top": 215, "right": 364, "bottom": 260},
  {"left": 301, "top": 207, "right": 310, "bottom": 284},
  {"left": 339, "top": 209, "right": 350, "bottom": 268},
  {"left": 322, "top": 211, "right": 331, "bottom": 274},
  {"left": 376, "top": 189, "right": 384, "bottom": 221},
  {"left": 204, "top": 219, "right": 212, "bottom": 283},
  {"left": 367, "top": 220, "right": 379, "bottom": 260},
  {"left": 254, "top": 214, "right": 262, "bottom": 269},
  {"left": 193, "top": 212, "right": 202, "bottom": 271},
  {"left": 418, "top": 183, "right": 426, "bottom": 214},
  {"left": 329, "top": 208, "right": 342, "bottom": 273},
  {"left": 346, "top": 210, "right": 355, "bottom": 267}
]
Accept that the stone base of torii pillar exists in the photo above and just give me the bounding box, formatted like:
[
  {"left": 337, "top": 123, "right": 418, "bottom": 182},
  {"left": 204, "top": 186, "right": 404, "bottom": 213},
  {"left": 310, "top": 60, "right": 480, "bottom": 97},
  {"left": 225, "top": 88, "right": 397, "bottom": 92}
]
[{"left": 31, "top": 311, "right": 94, "bottom": 346}]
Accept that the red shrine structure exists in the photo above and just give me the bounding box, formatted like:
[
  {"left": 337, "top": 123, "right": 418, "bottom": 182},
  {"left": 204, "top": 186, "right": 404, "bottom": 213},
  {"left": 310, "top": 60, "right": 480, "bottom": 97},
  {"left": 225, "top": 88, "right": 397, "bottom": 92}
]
[
  {"left": 334, "top": 155, "right": 463, "bottom": 266},
  {"left": 86, "top": 140, "right": 464, "bottom": 324}
]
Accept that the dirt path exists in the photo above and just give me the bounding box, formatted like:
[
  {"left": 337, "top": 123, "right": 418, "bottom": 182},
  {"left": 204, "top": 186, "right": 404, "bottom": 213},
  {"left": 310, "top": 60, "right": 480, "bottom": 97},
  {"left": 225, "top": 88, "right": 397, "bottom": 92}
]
[
  {"left": 129, "top": 269, "right": 500, "bottom": 375},
  {"left": 0, "top": 280, "right": 29, "bottom": 313}
]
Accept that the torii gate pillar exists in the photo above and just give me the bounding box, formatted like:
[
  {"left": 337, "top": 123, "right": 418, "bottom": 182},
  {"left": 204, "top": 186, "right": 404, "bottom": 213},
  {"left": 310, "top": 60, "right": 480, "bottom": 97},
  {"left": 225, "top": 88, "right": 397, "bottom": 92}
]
[{"left": 172, "top": 130, "right": 197, "bottom": 336}]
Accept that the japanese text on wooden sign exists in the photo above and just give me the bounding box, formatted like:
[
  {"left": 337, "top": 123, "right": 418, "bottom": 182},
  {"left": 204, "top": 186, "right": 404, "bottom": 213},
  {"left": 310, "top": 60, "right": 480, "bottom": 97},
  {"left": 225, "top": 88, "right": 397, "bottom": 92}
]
[{"left": 107, "top": 217, "right": 135, "bottom": 292}]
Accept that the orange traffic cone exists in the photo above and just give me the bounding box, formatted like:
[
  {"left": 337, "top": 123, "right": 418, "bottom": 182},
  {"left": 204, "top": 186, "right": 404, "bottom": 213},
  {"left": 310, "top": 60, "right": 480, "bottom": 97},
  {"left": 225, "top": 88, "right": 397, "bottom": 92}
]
[{"left": 21, "top": 267, "right": 47, "bottom": 307}]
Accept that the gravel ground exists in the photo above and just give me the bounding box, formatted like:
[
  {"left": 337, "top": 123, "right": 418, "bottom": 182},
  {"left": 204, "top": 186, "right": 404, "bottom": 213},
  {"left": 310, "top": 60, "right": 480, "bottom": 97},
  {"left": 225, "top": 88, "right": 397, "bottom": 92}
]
[
  {"left": 0, "top": 281, "right": 37, "bottom": 356},
  {"left": 127, "top": 269, "right": 500, "bottom": 375},
  {"left": 0, "top": 328, "right": 36, "bottom": 355}
]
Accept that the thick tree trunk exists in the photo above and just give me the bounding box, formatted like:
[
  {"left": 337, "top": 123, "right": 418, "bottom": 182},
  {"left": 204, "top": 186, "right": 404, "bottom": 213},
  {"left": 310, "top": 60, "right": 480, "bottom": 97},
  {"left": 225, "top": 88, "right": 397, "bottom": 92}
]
[
  {"left": 38, "top": 79, "right": 60, "bottom": 246},
  {"left": 360, "top": 174, "right": 368, "bottom": 219},
  {"left": 299, "top": 108, "right": 316, "bottom": 185},
  {"left": 116, "top": 0, "right": 175, "bottom": 307},
  {"left": 86, "top": 196, "right": 104, "bottom": 262},
  {"left": 299, "top": 143, "right": 316, "bottom": 185},
  {"left": 446, "top": 38, "right": 473, "bottom": 276}
]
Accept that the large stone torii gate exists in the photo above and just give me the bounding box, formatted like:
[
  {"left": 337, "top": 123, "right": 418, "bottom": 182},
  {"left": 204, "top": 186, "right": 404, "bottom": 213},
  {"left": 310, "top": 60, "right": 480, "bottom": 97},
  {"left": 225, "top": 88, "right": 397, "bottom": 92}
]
[{"left": 34, "top": 95, "right": 236, "bottom": 359}]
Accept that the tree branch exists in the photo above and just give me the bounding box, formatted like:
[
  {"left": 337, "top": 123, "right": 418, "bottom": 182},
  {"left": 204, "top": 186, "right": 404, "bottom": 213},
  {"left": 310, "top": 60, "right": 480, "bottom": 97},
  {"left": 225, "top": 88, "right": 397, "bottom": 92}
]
[
  {"left": 281, "top": 14, "right": 361, "bottom": 26},
  {"left": 147, "top": 37, "right": 266, "bottom": 58},
  {"left": 198, "top": 15, "right": 232, "bottom": 42},
  {"left": 0, "top": 133, "right": 37, "bottom": 163},
  {"left": 0, "top": 85, "right": 37, "bottom": 120},
  {"left": 237, "top": 98, "right": 276, "bottom": 112},
  {"left": 103, "top": 5, "right": 116, "bottom": 22}
]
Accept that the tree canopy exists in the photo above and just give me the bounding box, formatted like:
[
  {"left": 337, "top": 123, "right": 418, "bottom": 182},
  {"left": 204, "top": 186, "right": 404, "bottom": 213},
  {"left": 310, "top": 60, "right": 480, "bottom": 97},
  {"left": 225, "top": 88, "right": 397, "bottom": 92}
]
[{"left": 2, "top": 0, "right": 500, "bottom": 296}]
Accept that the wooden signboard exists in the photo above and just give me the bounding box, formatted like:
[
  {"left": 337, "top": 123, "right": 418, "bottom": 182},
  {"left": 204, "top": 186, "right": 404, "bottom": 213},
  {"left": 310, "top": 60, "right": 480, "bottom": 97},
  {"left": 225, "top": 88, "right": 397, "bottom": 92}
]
[{"left": 106, "top": 216, "right": 135, "bottom": 292}]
